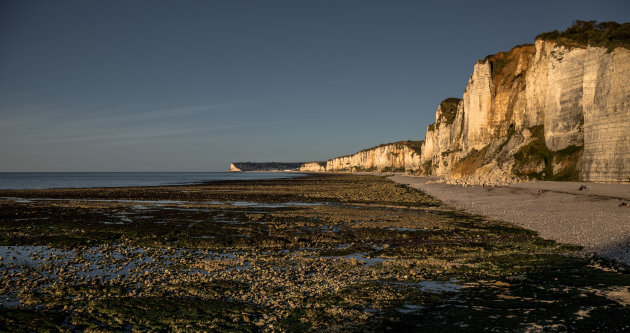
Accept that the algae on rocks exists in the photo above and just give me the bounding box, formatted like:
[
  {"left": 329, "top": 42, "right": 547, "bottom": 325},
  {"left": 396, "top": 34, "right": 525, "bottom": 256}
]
[{"left": 1, "top": 174, "right": 629, "bottom": 331}]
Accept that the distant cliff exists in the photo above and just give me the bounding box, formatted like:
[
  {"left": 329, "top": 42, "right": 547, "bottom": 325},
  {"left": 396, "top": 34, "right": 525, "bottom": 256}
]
[
  {"left": 325, "top": 141, "right": 422, "bottom": 172},
  {"left": 299, "top": 162, "right": 327, "bottom": 172},
  {"left": 296, "top": 141, "right": 422, "bottom": 173},
  {"left": 229, "top": 162, "right": 304, "bottom": 172},
  {"left": 419, "top": 21, "right": 630, "bottom": 183}
]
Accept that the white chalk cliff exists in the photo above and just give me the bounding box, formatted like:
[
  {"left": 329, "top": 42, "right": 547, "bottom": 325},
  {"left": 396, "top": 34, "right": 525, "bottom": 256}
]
[
  {"left": 298, "top": 142, "right": 423, "bottom": 173},
  {"left": 253, "top": 23, "right": 630, "bottom": 183},
  {"left": 418, "top": 38, "right": 629, "bottom": 183},
  {"left": 325, "top": 142, "right": 423, "bottom": 172},
  {"left": 299, "top": 162, "right": 327, "bottom": 172},
  {"left": 304, "top": 37, "right": 629, "bottom": 183}
]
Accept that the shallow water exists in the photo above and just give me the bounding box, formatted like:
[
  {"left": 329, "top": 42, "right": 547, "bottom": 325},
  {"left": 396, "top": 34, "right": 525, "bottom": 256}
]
[
  {"left": 1, "top": 197, "right": 323, "bottom": 209},
  {"left": 0, "top": 172, "right": 305, "bottom": 189}
]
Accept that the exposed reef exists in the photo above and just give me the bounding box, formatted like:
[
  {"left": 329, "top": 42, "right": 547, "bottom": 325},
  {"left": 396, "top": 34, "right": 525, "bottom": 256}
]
[{"left": 2, "top": 174, "right": 630, "bottom": 331}]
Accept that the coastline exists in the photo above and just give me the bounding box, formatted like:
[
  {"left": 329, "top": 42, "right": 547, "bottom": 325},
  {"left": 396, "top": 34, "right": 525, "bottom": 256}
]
[
  {"left": 390, "top": 174, "right": 630, "bottom": 265},
  {"left": 1, "top": 173, "right": 629, "bottom": 330},
  {"left": 0, "top": 171, "right": 303, "bottom": 190}
]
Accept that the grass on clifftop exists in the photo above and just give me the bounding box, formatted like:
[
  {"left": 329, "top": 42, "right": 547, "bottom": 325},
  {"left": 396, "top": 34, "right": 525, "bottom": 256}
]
[
  {"left": 427, "top": 98, "right": 461, "bottom": 132},
  {"left": 437, "top": 98, "right": 461, "bottom": 127},
  {"left": 537, "top": 20, "right": 630, "bottom": 51}
]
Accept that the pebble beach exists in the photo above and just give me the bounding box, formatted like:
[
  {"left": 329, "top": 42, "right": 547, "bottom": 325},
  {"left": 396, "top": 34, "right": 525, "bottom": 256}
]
[{"left": 391, "top": 175, "right": 630, "bottom": 265}]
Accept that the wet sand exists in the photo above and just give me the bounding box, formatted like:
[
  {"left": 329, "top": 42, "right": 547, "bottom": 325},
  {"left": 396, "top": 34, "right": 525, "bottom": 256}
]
[{"left": 391, "top": 175, "right": 630, "bottom": 265}]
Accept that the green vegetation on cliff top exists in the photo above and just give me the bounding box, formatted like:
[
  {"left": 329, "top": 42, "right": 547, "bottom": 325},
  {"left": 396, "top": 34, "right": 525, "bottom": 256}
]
[
  {"left": 537, "top": 20, "right": 630, "bottom": 51},
  {"left": 437, "top": 98, "right": 461, "bottom": 126},
  {"left": 427, "top": 97, "right": 461, "bottom": 131}
]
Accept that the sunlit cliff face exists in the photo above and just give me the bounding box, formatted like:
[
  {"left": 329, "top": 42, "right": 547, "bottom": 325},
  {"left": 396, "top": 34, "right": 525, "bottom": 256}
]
[{"left": 419, "top": 40, "right": 630, "bottom": 183}]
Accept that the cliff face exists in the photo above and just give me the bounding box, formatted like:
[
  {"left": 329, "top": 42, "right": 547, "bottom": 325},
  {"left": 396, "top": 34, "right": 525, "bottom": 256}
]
[
  {"left": 324, "top": 141, "right": 422, "bottom": 172},
  {"left": 299, "top": 162, "right": 327, "bottom": 172},
  {"left": 419, "top": 39, "right": 630, "bottom": 183},
  {"left": 229, "top": 163, "right": 243, "bottom": 172}
]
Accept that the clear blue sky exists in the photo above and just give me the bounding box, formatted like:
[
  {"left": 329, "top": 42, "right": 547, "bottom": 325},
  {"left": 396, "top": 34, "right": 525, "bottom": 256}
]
[{"left": 1, "top": 0, "right": 628, "bottom": 171}]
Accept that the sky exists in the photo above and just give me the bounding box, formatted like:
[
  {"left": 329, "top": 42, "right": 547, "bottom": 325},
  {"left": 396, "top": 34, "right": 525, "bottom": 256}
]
[{"left": 1, "top": 0, "right": 628, "bottom": 171}]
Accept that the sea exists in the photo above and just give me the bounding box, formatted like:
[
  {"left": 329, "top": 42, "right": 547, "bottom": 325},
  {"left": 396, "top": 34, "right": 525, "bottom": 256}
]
[{"left": 0, "top": 172, "right": 304, "bottom": 190}]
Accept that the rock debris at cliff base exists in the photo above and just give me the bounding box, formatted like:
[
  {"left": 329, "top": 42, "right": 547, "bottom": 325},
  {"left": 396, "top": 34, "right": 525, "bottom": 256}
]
[{"left": 1, "top": 174, "right": 629, "bottom": 331}]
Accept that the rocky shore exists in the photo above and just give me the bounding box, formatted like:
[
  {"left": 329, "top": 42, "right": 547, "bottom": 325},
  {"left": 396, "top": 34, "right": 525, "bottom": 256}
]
[{"left": 1, "top": 174, "right": 629, "bottom": 331}]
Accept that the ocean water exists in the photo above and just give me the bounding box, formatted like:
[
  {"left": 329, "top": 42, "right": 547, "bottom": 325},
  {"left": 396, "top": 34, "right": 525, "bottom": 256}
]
[{"left": 0, "top": 172, "right": 304, "bottom": 190}]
